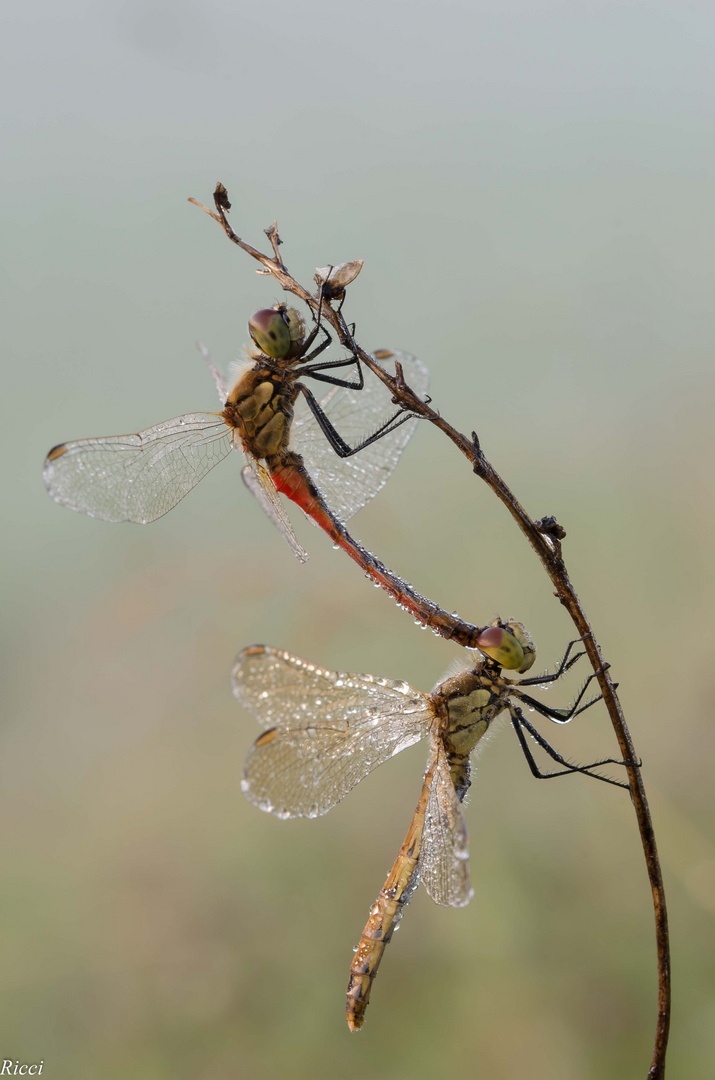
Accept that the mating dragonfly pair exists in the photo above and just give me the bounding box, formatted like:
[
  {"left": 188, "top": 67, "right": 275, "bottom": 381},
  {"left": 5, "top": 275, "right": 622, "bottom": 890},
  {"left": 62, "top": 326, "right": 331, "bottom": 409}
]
[{"left": 44, "top": 296, "right": 632, "bottom": 1030}]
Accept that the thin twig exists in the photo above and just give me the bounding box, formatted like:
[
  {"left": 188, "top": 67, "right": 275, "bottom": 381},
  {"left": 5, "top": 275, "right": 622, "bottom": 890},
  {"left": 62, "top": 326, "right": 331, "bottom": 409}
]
[{"left": 189, "top": 183, "right": 670, "bottom": 1079}]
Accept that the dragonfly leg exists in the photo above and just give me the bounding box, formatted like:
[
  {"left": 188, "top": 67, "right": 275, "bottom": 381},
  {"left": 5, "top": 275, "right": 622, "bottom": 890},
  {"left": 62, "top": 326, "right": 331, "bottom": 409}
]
[
  {"left": 298, "top": 291, "right": 363, "bottom": 384},
  {"left": 298, "top": 323, "right": 333, "bottom": 363},
  {"left": 298, "top": 278, "right": 335, "bottom": 361},
  {"left": 519, "top": 636, "right": 590, "bottom": 687},
  {"left": 514, "top": 664, "right": 616, "bottom": 725},
  {"left": 509, "top": 706, "right": 637, "bottom": 790},
  {"left": 297, "top": 383, "right": 417, "bottom": 458},
  {"left": 296, "top": 354, "right": 365, "bottom": 390}
]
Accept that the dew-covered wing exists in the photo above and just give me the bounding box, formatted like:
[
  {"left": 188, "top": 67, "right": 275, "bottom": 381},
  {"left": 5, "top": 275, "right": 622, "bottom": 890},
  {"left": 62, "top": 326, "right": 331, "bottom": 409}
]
[
  {"left": 43, "top": 413, "right": 232, "bottom": 523},
  {"left": 232, "top": 645, "right": 434, "bottom": 818},
  {"left": 420, "top": 741, "right": 473, "bottom": 908},
  {"left": 292, "top": 349, "right": 429, "bottom": 525},
  {"left": 241, "top": 451, "right": 309, "bottom": 563}
]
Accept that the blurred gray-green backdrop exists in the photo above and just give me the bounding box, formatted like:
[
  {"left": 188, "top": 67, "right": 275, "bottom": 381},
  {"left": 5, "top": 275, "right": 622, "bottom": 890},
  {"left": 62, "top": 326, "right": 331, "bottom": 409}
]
[{"left": 2, "top": 2, "right": 714, "bottom": 1078}]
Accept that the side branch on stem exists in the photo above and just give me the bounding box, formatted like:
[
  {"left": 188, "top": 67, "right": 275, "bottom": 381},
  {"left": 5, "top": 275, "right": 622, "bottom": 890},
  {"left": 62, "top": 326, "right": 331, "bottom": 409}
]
[{"left": 189, "top": 182, "right": 670, "bottom": 1080}]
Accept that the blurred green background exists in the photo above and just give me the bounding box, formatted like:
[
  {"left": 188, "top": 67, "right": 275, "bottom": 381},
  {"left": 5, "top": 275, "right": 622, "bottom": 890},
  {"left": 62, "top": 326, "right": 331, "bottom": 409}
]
[{"left": 2, "top": 2, "right": 714, "bottom": 1077}]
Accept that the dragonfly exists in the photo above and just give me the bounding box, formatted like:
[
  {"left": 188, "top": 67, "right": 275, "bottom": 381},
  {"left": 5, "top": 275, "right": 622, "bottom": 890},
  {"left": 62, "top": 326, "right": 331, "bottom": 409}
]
[
  {"left": 231, "top": 622, "right": 633, "bottom": 1031},
  {"left": 43, "top": 302, "right": 499, "bottom": 652}
]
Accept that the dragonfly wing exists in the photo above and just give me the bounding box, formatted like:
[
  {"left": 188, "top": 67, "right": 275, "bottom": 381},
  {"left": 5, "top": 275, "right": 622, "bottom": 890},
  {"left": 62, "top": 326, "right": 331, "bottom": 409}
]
[
  {"left": 232, "top": 645, "right": 434, "bottom": 818},
  {"left": 197, "top": 342, "right": 231, "bottom": 403},
  {"left": 44, "top": 413, "right": 232, "bottom": 523},
  {"left": 241, "top": 452, "right": 309, "bottom": 563},
  {"left": 292, "top": 349, "right": 429, "bottom": 525},
  {"left": 420, "top": 741, "right": 473, "bottom": 908}
]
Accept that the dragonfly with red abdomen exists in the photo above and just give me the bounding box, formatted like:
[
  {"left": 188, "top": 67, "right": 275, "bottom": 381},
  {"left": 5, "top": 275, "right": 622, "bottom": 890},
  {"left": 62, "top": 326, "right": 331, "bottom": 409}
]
[
  {"left": 231, "top": 623, "right": 634, "bottom": 1031},
  {"left": 43, "top": 303, "right": 496, "bottom": 649}
]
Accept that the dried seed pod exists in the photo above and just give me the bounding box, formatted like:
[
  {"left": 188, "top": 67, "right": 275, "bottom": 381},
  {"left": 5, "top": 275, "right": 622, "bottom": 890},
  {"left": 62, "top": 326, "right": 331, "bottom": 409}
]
[{"left": 314, "top": 260, "right": 364, "bottom": 298}]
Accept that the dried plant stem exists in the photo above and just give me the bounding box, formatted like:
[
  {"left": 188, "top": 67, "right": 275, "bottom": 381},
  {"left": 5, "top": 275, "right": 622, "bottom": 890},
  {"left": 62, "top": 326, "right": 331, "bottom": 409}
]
[{"left": 189, "top": 184, "right": 670, "bottom": 1079}]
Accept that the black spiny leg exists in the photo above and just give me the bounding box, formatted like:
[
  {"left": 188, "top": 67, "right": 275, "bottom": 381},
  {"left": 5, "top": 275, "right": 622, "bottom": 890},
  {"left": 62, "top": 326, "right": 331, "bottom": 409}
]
[
  {"left": 296, "top": 355, "right": 365, "bottom": 390},
  {"left": 519, "top": 637, "right": 589, "bottom": 688},
  {"left": 296, "top": 278, "right": 333, "bottom": 361},
  {"left": 298, "top": 322, "right": 333, "bottom": 363},
  {"left": 509, "top": 706, "right": 637, "bottom": 791},
  {"left": 295, "top": 280, "right": 364, "bottom": 385},
  {"left": 512, "top": 666, "right": 615, "bottom": 725},
  {"left": 297, "top": 383, "right": 415, "bottom": 459}
]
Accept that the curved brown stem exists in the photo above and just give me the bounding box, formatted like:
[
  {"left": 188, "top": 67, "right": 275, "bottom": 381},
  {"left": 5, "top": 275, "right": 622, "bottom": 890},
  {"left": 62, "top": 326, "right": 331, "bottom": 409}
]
[{"left": 190, "top": 183, "right": 670, "bottom": 1078}]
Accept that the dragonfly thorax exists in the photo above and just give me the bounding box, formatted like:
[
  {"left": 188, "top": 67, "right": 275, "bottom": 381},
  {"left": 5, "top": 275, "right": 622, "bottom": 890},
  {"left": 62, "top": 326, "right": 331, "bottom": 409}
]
[
  {"left": 434, "top": 669, "right": 510, "bottom": 757},
  {"left": 223, "top": 367, "right": 297, "bottom": 460}
]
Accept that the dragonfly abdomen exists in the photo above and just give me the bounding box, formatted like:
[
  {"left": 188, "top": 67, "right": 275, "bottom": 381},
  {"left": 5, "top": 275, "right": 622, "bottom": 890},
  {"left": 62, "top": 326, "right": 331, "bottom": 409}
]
[
  {"left": 268, "top": 457, "right": 488, "bottom": 650},
  {"left": 444, "top": 750, "right": 472, "bottom": 803},
  {"left": 346, "top": 867, "right": 420, "bottom": 1032},
  {"left": 346, "top": 752, "right": 439, "bottom": 1032}
]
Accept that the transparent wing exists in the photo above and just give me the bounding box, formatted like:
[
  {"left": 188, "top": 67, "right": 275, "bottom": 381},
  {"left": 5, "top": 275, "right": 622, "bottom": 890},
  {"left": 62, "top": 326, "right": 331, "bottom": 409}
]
[
  {"left": 232, "top": 645, "right": 434, "bottom": 819},
  {"left": 44, "top": 413, "right": 232, "bottom": 523},
  {"left": 197, "top": 341, "right": 231, "bottom": 403},
  {"left": 241, "top": 452, "right": 309, "bottom": 563},
  {"left": 292, "top": 349, "right": 429, "bottom": 525},
  {"left": 420, "top": 741, "right": 473, "bottom": 908}
]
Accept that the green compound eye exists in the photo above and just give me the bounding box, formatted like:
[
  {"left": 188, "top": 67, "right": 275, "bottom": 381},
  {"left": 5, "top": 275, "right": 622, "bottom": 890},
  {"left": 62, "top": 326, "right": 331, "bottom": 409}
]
[
  {"left": 475, "top": 621, "right": 535, "bottom": 673},
  {"left": 248, "top": 309, "right": 292, "bottom": 359},
  {"left": 503, "top": 620, "right": 536, "bottom": 673}
]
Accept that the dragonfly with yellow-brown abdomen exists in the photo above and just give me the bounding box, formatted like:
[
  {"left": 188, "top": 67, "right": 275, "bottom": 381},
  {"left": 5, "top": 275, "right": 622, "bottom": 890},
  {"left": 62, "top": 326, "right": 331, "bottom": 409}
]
[
  {"left": 43, "top": 300, "right": 496, "bottom": 650},
  {"left": 231, "top": 622, "right": 635, "bottom": 1031}
]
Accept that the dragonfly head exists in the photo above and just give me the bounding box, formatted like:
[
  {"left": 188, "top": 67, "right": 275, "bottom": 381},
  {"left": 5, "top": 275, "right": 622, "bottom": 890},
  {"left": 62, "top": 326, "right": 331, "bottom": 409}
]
[
  {"left": 248, "top": 305, "right": 306, "bottom": 360},
  {"left": 475, "top": 620, "right": 536, "bottom": 673},
  {"left": 249, "top": 307, "right": 292, "bottom": 359}
]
